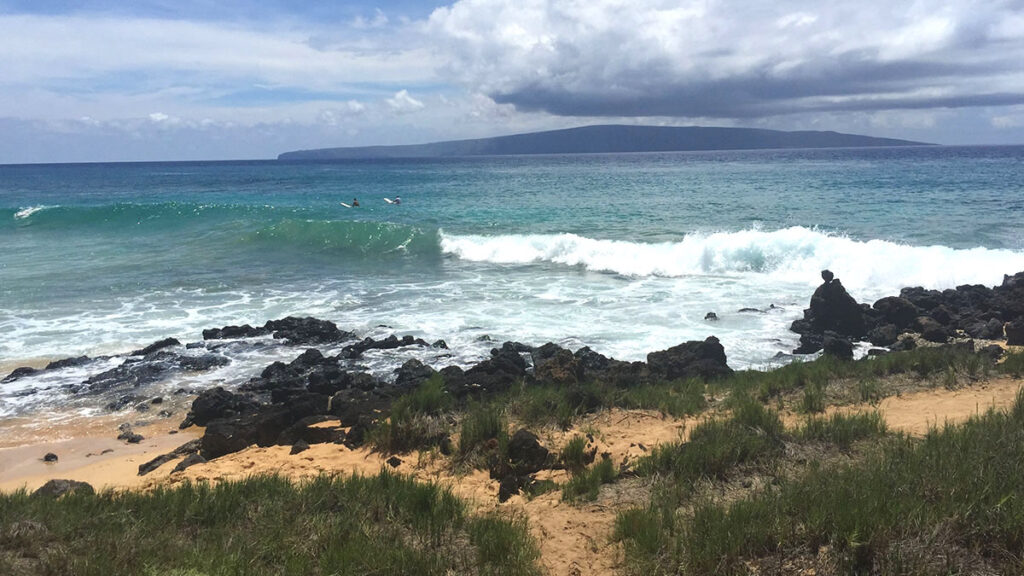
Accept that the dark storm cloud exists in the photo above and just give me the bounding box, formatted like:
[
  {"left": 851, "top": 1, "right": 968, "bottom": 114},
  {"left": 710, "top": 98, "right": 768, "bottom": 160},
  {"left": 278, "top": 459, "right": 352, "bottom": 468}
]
[{"left": 429, "top": 0, "right": 1024, "bottom": 120}]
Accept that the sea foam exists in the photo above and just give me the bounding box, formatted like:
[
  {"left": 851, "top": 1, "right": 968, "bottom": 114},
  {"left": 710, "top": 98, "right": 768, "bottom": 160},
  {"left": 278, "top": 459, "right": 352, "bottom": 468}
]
[{"left": 440, "top": 226, "right": 1024, "bottom": 299}]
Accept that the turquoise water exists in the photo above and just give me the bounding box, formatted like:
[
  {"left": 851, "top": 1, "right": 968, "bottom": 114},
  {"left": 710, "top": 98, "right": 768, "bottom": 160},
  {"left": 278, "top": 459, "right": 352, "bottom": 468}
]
[{"left": 2, "top": 146, "right": 1024, "bottom": 416}]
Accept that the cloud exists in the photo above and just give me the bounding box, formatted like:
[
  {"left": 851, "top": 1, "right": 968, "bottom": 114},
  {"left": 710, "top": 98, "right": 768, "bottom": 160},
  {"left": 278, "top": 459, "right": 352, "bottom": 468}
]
[
  {"left": 427, "top": 0, "right": 1024, "bottom": 119},
  {"left": 386, "top": 89, "right": 426, "bottom": 114}
]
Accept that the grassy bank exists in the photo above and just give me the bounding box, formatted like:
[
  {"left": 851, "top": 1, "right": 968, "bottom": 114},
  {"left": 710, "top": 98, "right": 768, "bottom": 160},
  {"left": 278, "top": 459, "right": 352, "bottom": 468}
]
[
  {"left": 0, "top": 470, "right": 540, "bottom": 576},
  {"left": 615, "top": 388, "right": 1024, "bottom": 575}
]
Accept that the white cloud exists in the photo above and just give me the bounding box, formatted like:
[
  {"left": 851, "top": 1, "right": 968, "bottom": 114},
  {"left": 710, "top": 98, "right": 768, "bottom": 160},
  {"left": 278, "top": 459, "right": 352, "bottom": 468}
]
[{"left": 386, "top": 89, "right": 425, "bottom": 114}]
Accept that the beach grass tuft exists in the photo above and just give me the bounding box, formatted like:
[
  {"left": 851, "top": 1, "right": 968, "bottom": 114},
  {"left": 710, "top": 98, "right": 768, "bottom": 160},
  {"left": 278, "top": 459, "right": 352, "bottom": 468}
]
[{"left": 0, "top": 470, "right": 541, "bottom": 576}]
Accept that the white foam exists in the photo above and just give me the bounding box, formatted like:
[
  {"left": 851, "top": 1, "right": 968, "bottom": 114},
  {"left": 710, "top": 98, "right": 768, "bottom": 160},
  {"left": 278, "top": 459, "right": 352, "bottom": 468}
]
[
  {"left": 13, "top": 205, "right": 51, "bottom": 219},
  {"left": 440, "top": 226, "right": 1024, "bottom": 302}
]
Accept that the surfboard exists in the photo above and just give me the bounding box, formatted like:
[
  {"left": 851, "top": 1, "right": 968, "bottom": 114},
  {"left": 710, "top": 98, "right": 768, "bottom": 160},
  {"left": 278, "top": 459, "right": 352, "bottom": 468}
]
[
  {"left": 340, "top": 202, "right": 351, "bottom": 208},
  {"left": 384, "top": 198, "right": 395, "bottom": 204}
]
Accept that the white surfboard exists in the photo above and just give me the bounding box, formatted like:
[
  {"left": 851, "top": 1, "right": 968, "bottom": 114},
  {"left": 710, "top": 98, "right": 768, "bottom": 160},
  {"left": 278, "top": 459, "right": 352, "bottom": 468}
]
[
  {"left": 340, "top": 202, "right": 351, "bottom": 208},
  {"left": 384, "top": 198, "right": 395, "bottom": 204}
]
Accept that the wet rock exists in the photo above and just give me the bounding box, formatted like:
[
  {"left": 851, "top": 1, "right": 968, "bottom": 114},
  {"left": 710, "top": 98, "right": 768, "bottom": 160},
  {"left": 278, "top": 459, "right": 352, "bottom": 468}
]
[
  {"left": 341, "top": 334, "right": 430, "bottom": 359},
  {"left": 507, "top": 429, "right": 549, "bottom": 475},
  {"left": 2, "top": 366, "right": 39, "bottom": 383},
  {"left": 34, "top": 479, "right": 94, "bottom": 498},
  {"left": 45, "top": 355, "right": 93, "bottom": 371},
  {"left": 105, "top": 394, "right": 142, "bottom": 411},
  {"left": 43, "top": 452, "right": 58, "bottom": 463},
  {"left": 130, "top": 337, "right": 181, "bottom": 356},
  {"left": 290, "top": 440, "right": 310, "bottom": 455},
  {"left": 177, "top": 354, "right": 230, "bottom": 372},
  {"left": 793, "top": 332, "right": 824, "bottom": 355},
  {"left": 264, "top": 316, "right": 353, "bottom": 345},
  {"left": 203, "top": 324, "right": 270, "bottom": 340},
  {"left": 432, "top": 339, "right": 449, "bottom": 349},
  {"left": 87, "top": 360, "right": 171, "bottom": 393},
  {"left": 704, "top": 312, "right": 718, "bottom": 321},
  {"left": 394, "top": 359, "right": 436, "bottom": 388},
  {"left": 647, "top": 336, "right": 733, "bottom": 381},
  {"left": 822, "top": 332, "right": 854, "bottom": 360}
]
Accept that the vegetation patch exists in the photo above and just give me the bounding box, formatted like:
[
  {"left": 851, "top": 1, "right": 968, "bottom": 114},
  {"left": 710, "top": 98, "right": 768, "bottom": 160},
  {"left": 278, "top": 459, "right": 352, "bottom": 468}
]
[
  {"left": 561, "top": 456, "right": 617, "bottom": 502},
  {"left": 0, "top": 470, "right": 541, "bottom": 576},
  {"left": 616, "top": 390, "right": 1024, "bottom": 575}
]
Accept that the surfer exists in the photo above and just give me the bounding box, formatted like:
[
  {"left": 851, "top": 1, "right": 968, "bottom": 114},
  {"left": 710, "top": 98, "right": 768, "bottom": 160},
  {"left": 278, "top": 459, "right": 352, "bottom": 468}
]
[
  {"left": 393, "top": 196, "right": 401, "bottom": 204},
  {"left": 352, "top": 198, "right": 359, "bottom": 207}
]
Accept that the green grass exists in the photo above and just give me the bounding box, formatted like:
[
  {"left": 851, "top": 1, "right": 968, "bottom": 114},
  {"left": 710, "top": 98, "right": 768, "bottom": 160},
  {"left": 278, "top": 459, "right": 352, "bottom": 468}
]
[
  {"left": 1000, "top": 351, "right": 1024, "bottom": 378},
  {"left": 457, "top": 403, "right": 509, "bottom": 467},
  {"left": 636, "top": 395, "right": 785, "bottom": 482},
  {"left": 796, "top": 411, "right": 887, "bottom": 449},
  {"left": 559, "top": 435, "right": 591, "bottom": 474},
  {"left": 562, "top": 456, "right": 617, "bottom": 502},
  {"left": 616, "top": 389, "right": 1024, "bottom": 575},
  {"left": 0, "top": 470, "right": 541, "bottom": 576},
  {"left": 368, "top": 375, "right": 454, "bottom": 454}
]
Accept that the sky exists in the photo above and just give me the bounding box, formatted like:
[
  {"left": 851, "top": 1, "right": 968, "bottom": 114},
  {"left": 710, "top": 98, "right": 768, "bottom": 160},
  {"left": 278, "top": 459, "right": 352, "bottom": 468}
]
[{"left": 2, "top": 0, "right": 1023, "bottom": 163}]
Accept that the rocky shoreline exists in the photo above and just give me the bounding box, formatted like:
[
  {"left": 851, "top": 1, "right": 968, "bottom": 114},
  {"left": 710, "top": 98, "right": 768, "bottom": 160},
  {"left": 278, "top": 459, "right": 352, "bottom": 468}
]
[{"left": 4, "top": 270, "right": 1024, "bottom": 494}]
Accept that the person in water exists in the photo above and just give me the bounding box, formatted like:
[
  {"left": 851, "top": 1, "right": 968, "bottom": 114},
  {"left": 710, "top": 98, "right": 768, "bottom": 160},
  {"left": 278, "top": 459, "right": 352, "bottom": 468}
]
[
  {"left": 352, "top": 198, "right": 359, "bottom": 207},
  {"left": 393, "top": 196, "right": 401, "bottom": 204}
]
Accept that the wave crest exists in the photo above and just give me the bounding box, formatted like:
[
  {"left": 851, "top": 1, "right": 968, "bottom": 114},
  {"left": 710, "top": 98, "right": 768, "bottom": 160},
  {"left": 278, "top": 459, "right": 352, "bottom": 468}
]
[{"left": 440, "top": 226, "right": 1024, "bottom": 295}]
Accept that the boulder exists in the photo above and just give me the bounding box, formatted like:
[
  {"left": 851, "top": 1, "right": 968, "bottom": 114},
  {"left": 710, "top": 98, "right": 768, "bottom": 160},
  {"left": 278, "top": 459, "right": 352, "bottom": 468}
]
[
  {"left": 201, "top": 414, "right": 260, "bottom": 459},
  {"left": 532, "top": 344, "right": 580, "bottom": 385},
  {"left": 290, "top": 440, "right": 310, "bottom": 455},
  {"left": 33, "top": 479, "right": 94, "bottom": 498},
  {"left": 1007, "top": 320, "right": 1024, "bottom": 346},
  {"left": 915, "top": 316, "right": 950, "bottom": 343},
  {"left": 507, "top": 429, "right": 550, "bottom": 475},
  {"left": 806, "top": 276, "right": 866, "bottom": 338},
  {"left": 822, "top": 332, "right": 854, "bottom": 360},
  {"left": 185, "top": 387, "right": 259, "bottom": 427},
  {"left": 868, "top": 324, "right": 900, "bottom": 347},
  {"left": 647, "top": 336, "right": 733, "bottom": 381},
  {"left": 395, "top": 359, "right": 437, "bottom": 388},
  {"left": 43, "top": 452, "right": 58, "bottom": 463},
  {"left": 872, "top": 297, "right": 919, "bottom": 329}
]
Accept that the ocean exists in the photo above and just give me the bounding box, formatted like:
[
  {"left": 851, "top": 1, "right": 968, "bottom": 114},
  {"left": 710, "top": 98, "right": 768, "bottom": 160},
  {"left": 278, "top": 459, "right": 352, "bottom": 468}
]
[{"left": 3, "top": 145, "right": 1024, "bottom": 423}]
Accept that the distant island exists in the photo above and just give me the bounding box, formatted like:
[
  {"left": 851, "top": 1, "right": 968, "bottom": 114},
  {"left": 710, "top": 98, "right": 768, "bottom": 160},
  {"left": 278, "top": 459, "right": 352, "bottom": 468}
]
[{"left": 277, "top": 125, "right": 930, "bottom": 160}]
